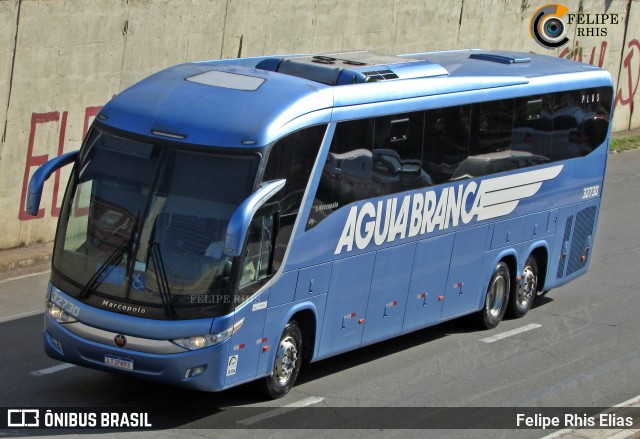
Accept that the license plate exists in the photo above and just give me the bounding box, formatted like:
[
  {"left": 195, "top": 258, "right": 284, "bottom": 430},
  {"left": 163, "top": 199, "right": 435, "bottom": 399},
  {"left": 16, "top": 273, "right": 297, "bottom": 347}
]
[{"left": 104, "top": 355, "right": 134, "bottom": 370}]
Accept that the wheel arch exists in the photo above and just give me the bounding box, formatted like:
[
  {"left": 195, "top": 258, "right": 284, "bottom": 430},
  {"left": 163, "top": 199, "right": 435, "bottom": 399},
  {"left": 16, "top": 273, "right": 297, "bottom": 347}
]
[
  {"left": 478, "top": 248, "right": 519, "bottom": 311},
  {"left": 500, "top": 252, "right": 518, "bottom": 290},
  {"left": 289, "top": 308, "right": 317, "bottom": 363},
  {"left": 264, "top": 301, "right": 320, "bottom": 372},
  {"left": 521, "top": 241, "right": 549, "bottom": 292}
]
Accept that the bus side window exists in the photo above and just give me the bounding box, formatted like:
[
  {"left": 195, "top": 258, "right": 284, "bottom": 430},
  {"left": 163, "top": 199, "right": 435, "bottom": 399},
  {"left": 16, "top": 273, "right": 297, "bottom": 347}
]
[
  {"left": 454, "top": 99, "right": 514, "bottom": 179},
  {"left": 581, "top": 86, "right": 612, "bottom": 156},
  {"left": 373, "top": 111, "right": 430, "bottom": 193},
  {"left": 551, "top": 90, "right": 584, "bottom": 161},
  {"left": 307, "top": 118, "right": 375, "bottom": 230},
  {"left": 513, "top": 94, "right": 553, "bottom": 168},
  {"left": 423, "top": 105, "right": 470, "bottom": 184},
  {"left": 262, "top": 124, "right": 327, "bottom": 271}
]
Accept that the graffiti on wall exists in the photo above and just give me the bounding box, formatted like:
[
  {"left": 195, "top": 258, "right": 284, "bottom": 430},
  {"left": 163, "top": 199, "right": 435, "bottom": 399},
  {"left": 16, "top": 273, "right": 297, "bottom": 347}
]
[
  {"left": 615, "top": 39, "right": 640, "bottom": 109},
  {"left": 560, "top": 39, "right": 640, "bottom": 111},
  {"left": 559, "top": 40, "right": 608, "bottom": 68},
  {"left": 18, "top": 106, "right": 102, "bottom": 221}
]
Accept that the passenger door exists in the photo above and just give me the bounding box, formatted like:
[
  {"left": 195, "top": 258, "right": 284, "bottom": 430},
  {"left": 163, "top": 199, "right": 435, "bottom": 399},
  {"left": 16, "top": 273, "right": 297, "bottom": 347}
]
[
  {"left": 440, "top": 225, "right": 491, "bottom": 320},
  {"left": 225, "top": 211, "right": 276, "bottom": 386},
  {"left": 362, "top": 242, "right": 415, "bottom": 345},
  {"left": 403, "top": 233, "right": 455, "bottom": 333},
  {"left": 318, "top": 252, "right": 375, "bottom": 358}
]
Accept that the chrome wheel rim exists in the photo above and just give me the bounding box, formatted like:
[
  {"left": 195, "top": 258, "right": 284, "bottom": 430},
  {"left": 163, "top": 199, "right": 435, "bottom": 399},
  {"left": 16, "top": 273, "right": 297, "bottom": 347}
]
[
  {"left": 488, "top": 274, "right": 507, "bottom": 318},
  {"left": 274, "top": 336, "right": 298, "bottom": 385},
  {"left": 516, "top": 266, "right": 536, "bottom": 309}
]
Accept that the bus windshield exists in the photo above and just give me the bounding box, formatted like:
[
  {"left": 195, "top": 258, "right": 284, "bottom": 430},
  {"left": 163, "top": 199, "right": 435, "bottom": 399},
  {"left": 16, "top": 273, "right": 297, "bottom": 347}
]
[{"left": 53, "top": 128, "right": 260, "bottom": 319}]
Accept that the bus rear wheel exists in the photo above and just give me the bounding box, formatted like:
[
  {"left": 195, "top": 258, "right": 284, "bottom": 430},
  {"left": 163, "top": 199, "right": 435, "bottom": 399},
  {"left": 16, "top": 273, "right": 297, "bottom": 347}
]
[
  {"left": 262, "top": 321, "right": 302, "bottom": 399},
  {"left": 508, "top": 255, "right": 538, "bottom": 318},
  {"left": 476, "top": 262, "right": 510, "bottom": 329}
]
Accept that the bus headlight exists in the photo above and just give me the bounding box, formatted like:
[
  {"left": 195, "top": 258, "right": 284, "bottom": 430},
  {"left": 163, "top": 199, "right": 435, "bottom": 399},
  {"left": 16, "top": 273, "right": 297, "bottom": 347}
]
[
  {"left": 47, "top": 301, "right": 77, "bottom": 324},
  {"left": 171, "top": 318, "right": 244, "bottom": 351}
]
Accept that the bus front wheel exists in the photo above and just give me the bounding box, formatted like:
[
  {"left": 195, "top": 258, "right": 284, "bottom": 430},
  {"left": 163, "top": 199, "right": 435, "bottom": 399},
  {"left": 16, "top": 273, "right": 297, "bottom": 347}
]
[
  {"left": 477, "top": 262, "right": 510, "bottom": 330},
  {"left": 262, "top": 320, "right": 302, "bottom": 399}
]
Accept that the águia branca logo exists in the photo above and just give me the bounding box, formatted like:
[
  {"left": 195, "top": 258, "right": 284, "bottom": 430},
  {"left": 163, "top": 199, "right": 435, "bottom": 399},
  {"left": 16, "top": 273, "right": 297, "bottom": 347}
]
[{"left": 335, "top": 165, "right": 563, "bottom": 255}]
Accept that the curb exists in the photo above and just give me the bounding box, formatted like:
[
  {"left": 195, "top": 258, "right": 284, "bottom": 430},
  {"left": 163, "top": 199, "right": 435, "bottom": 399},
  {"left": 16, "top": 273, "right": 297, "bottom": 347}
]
[
  {"left": 611, "top": 128, "right": 640, "bottom": 139},
  {"left": 0, "top": 243, "right": 52, "bottom": 274}
]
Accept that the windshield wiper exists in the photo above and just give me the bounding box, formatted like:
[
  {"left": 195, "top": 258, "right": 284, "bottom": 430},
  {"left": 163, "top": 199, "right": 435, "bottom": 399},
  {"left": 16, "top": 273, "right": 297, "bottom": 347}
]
[
  {"left": 80, "top": 214, "right": 139, "bottom": 300},
  {"left": 79, "top": 240, "right": 129, "bottom": 300},
  {"left": 150, "top": 242, "right": 174, "bottom": 318}
]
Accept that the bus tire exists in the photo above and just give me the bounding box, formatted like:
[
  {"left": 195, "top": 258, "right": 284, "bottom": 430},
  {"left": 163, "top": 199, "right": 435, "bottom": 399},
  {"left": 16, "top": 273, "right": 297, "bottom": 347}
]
[
  {"left": 508, "top": 255, "right": 538, "bottom": 318},
  {"left": 262, "top": 320, "right": 302, "bottom": 399},
  {"left": 476, "top": 262, "right": 510, "bottom": 329}
]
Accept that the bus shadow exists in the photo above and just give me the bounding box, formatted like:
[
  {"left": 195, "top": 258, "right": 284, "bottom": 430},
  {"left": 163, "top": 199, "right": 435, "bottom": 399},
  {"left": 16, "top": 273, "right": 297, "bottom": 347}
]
[
  {"left": 300, "top": 293, "right": 555, "bottom": 386},
  {"left": 530, "top": 293, "right": 554, "bottom": 310},
  {"left": 298, "top": 316, "right": 480, "bottom": 385}
]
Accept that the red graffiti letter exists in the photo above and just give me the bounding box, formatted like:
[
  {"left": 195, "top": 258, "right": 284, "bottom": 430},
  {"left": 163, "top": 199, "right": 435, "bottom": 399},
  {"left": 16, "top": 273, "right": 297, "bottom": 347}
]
[
  {"left": 588, "top": 41, "right": 607, "bottom": 68},
  {"left": 615, "top": 39, "right": 640, "bottom": 108},
  {"left": 51, "top": 111, "right": 68, "bottom": 217}
]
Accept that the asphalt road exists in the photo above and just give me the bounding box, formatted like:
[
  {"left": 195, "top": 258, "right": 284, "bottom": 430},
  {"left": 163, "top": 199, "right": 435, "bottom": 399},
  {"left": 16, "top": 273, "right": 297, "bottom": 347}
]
[{"left": 1, "top": 150, "right": 640, "bottom": 439}]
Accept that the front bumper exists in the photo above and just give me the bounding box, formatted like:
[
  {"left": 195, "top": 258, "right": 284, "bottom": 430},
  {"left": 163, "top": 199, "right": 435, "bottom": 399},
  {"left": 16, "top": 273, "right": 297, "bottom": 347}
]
[{"left": 44, "top": 314, "right": 231, "bottom": 392}]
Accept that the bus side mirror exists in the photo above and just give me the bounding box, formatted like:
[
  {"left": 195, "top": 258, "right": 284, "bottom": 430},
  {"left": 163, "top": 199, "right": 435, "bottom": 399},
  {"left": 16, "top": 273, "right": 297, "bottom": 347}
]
[
  {"left": 224, "top": 179, "right": 285, "bottom": 257},
  {"left": 26, "top": 150, "right": 79, "bottom": 216}
]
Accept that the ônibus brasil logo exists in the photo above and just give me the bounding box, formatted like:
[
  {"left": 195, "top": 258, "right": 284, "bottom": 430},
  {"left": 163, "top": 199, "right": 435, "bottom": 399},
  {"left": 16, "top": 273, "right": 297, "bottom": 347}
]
[
  {"left": 529, "top": 3, "right": 570, "bottom": 49},
  {"left": 335, "top": 165, "right": 563, "bottom": 255}
]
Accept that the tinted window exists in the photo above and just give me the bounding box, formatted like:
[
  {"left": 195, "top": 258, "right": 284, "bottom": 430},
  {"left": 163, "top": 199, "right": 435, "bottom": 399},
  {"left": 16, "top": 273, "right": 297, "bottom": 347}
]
[
  {"left": 453, "top": 99, "right": 514, "bottom": 179},
  {"left": 373, "top": 111, "right": 430, "bottom": 193},
  {"left": 305, "top": 87, "right": 611, "bottom": 231},
  {"left": 308, "top": 113, "right": 431, "bottom": 230},
  {"left": 331, "top": 117, "right": 374, "bottom": 154},
  {"left": 262, "top": 124, "right": 326, "bottom": 268},
  {"left": 263, "top": 124, "right": 327, "bottom": 216},
  {"left": 423, "top": 105, "right": 470, "bottom": 184},
  {"left": 581, "top": 86, "right": 612, "bottom": 155},
  {"left": 309, "top": 119, "right": 375, "bottom": 230},
  {"left": 471, "top": 99, "right": 514, "bottom": 155},
  {"left": 551, "top": 90, "right": 584, "bottom": 161},
  {"left": 547, "top": 87, "right": 613, "bottom": 160},
  {"left": 512, "top": 94, "right": 554, "bottom": 168}
]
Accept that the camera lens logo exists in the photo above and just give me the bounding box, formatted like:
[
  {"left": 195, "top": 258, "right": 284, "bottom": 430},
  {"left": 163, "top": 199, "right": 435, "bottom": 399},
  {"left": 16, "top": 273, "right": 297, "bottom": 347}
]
[{"left": 530, "top": 3, "right": 570, "bottom": 49}]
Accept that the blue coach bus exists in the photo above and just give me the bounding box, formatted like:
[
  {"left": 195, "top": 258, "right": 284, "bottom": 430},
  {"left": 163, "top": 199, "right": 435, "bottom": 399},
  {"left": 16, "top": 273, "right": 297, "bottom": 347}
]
[{"left": 28, "top": 49, "right": 613, "bottom": 398}]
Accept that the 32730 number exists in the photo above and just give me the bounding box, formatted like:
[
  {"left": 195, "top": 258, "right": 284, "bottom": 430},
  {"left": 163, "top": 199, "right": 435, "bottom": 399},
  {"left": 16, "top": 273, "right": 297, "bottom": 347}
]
[
  {"left": 582, "top": 185, "right": 600, "bottom": 199},
  {"left": 51, "top": 290, "right": 80, "bottom": 317}
]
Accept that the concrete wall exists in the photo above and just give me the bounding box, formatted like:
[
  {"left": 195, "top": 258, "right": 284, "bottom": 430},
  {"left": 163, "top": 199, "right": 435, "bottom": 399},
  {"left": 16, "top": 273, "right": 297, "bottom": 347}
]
[{"left": 0, "top": 0, "right": 638, "bottom": 250}]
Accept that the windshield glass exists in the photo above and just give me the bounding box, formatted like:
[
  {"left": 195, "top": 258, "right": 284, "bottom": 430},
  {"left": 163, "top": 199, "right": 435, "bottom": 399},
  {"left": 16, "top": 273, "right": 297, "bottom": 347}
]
[{"left": 53, "top": 128, "right": 260, "bottom": 319}]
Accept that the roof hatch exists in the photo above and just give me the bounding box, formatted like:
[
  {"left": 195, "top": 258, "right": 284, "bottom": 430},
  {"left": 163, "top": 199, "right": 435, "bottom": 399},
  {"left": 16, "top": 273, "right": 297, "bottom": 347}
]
[
  {"left": 186, "top": 70, "right": 265, "bottom": 90},
  {"left": 468, "top": 53, "right": 532, "bottom": 64},
  {"left": 256, "top": 51, "right": 449, "bottom": 85}
]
